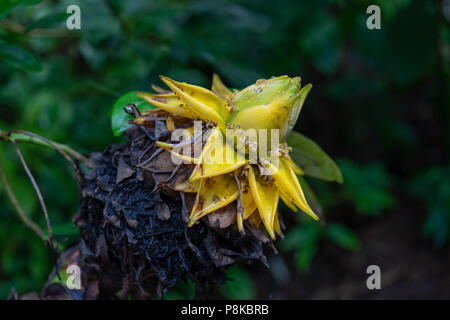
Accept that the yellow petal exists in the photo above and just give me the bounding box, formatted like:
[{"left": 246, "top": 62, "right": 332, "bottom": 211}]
[
  {"left": 266, "top": 157, "right": 318, "bottom": 220},
  {"left": 159, "top": 76, "right": 227, "bottom": 129},
  {"left": 248, "top": 165, "right": 279, "bottom": 239},
  {"left": 166, "top": 116, "right": 176, "bottom": 131},
  {"left": 240, "top": 177, "right": 257, "bottom": 219},
  {"left": 274, "top": 211, "right": 282, "bottom": 236},
  {"left": 211, "top": 73, "right": 232, "bottom": 100},
  {"left": 289, "top": 165, "right": 319, "bottom": 220},
  {"left": 280, "top": 192, "right": 298, "bottom": 212},
  {"left": 190, "top": 128, "right": 247, "bottom": 180},
  {"left": 236, "top": 210, "right": 244, "bottom": 235},
  {"left": 285, "top": 155, "right": 304, "bottom": 175},
  {"left": 173, "top": 176, "right": 200, "bottom": 193},
  {"left": 229, "top": 103, "right": 285, "bottom": 142},
  {"left": 236, "top": 174, "right": 256, "bottom": 235},
  {"left": 155, "top": 141, "right": 200, "bottom": 164},
  {"left": 188, "top": 175, "right": 239, "bottom": 226},
  {"left": 151, "top": 84, "right": 171, "bottom": 94},
  {"left": 249, "top": 210, "right": 262, "bottom": 228},
  {"left": 137, "top": 92, "right": 199, "bottom": 119}
]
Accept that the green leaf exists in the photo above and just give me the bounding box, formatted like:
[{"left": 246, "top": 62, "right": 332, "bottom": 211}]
[
  {"left": 298, "top": 176, "right": 323, "bottom": 216},
  {"left": 25, "top": 12, "right": 67, "bottom": 32},
  {"left": 0, "top": 43, "right": 41, "bottom": 71},
  {"left": 44, "top": 222, "right": 79, "bottom": 237},
  {"left": 324, "top": 223, "right": 361, "bottom": 251},
  {"left": 294, "top": 244, "right": 317, "bottom": 273},
  {"left": 163, "top": 279, "right": 196, "bottom": 300},
  {"left": 220, "top": 265, "right": 256, "bottom": 300},
  {"left": 299, "top": 11, "right": 342, "bottom": 74},
  {"left": 110, "top": 91, "right": 156, "bottom": 137},
  {"left": 338, "top": 159, "right": 394, "bottom": 216},
  {"left": 411, "top": 166, "right": 450, "bottom": 246},
  {"left": 49, "top": 267, "right": 70, "bottom": 286},
  {"left": 0, "top": 0, "right": 41, "bottom": 20},
  {"left": 280, "top": 223, "right": 321, "bottom": 251},
  {"left": 287, "top": 130, "right": 343, "bottom": 183}
]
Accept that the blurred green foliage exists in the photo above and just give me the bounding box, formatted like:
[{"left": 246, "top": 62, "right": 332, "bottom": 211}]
[
  {"left": 335, "top": 159, "right": 395, "bottom": 216},
  {"left": 219, "top": 265, "right": 257, "bottom": 300},
  {"left": 410, "top": 166, "right": 450, "bottom": 247},
  {"left": 281, "top": 216, "right": 361, "bottom": 273},
  {"left": 161, "top": 279, "right": 196, "bottom": 300},
  {"left": 0, "top": 0, "right": 448, "bottom": 298}
]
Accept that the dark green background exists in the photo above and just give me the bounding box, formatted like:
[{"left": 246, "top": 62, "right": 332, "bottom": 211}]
[{"left": 0, "top": 0, "right": 448, "bottom": 298}]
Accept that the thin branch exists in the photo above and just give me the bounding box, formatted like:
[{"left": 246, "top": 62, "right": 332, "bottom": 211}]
[
  {"left": 0, "top": 160, "right": 46, "bottom": 241},
  {"left": 0, "top": 129, "right": 89, "bottom": 165},
  {"left": 10, "top": 129, "right": 86, "bottom": 186},
  {"left": 0, "top": 129, "right": 88, "bottom": 199},
  {"left": 12, "top": 141, "right": 55, "bottom": 249}
]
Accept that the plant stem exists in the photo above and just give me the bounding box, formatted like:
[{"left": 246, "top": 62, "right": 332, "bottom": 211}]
[
  {"left": 12, "top": 141, "right": 55, "bottom": 248},
  {"left": 0, "top": 159, "right": 46, "bottom": 241},
  {"left": 0, "top": 129, "right": 89, "bottom": 164}
]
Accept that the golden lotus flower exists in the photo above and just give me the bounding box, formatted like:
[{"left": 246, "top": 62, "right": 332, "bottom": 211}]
[{"left": 135, "top": 74, "right": 317, "bottom": 239}]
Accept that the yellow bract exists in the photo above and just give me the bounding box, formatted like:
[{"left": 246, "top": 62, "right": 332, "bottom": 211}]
[
  {"left": 236, "top": 174, "right": 257, "bottom": 234},
  {"left": 248, "top": 165, "right": 279, "bottom": 239},
  {"left": 265, "top": 157, "right": 318, "bottom": 221},
  {"left": 211, "top": 73, "right": 233, "bottom": 100},
  {"left": 137, "top": 92, "right": 199, "bottom": 119},
  {"left": 229, "top": 76, "right": 306, "bottom": 142},
  {"left": 189, "top": 128, "right": 247, "bottom": 180},
  {"left": 173, "top": 177, "right": 200, "bottom": 193},
  {"left": 285, "top": 155, "right": 304, "bottom": 175},
  {"left": 155, "top": 141, "right": 200, "bottom": 164},
  {"left": 240, "top": 177, "right": 257, "bottom": 220},
  {"left": 188, "top": 174, "right": 240, "bottom": 226},
  {"left": 159, "top": 76, "right": 228, "bottom": 130},
  {"left": 142, "top": 74, "right": 318, "bottom": 240}
]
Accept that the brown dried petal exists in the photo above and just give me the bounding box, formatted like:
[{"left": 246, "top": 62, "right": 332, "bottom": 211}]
[
  {"left": 207, "top": 202, "right": 237, "bottom": 229},
  {"left": 156, "top": 201, "right": 171, "bottom": 221}
]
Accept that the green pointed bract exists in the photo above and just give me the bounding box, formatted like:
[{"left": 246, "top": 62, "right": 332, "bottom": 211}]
[
  {"left": 228, "top": 76, "right": 311, "bottom": 142},
  {"left": 285, "top": 83, "right": 312, "bottom": 140},
  {"left": 231, "top": 75, "right": 293, "bottom": 112}
]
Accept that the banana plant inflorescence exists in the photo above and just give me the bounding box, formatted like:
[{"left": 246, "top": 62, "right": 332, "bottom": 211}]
[{"left": 115, "top": 74, "right": 342, "bottom": 240}]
